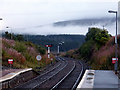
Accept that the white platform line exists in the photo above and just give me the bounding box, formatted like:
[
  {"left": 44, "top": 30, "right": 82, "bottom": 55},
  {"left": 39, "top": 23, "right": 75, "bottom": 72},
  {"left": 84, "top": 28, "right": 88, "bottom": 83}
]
[
  {"left": 77, "top": 70, "right": 95, "bottom": 89},
  {"left": 0, "top": 68, "right": 32, "bottom": 82}
]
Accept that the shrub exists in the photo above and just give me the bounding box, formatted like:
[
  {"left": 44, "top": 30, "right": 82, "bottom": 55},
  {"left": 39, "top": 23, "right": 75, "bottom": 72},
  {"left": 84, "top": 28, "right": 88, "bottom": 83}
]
[
  {"left": 2, "top": 38, "right": 15, "bottom": 48},
  {"left": 37, "top": 46, "right": 46, "bottom": 55},
  {"left": 14, "top": 42, "right": 27, "bottom": 53},
  {"left": 78, "top": 40, "right": 95, "bottom": 61},
  {"left": 95, "top": 30, "right": 110, "bottom": 48},
  {"left": 25, "top": 42, "right": 35, "bottom": 47},
  {"left": 2, "top": 38, "right": 54, "bottom": 69},
  {"left": 15, "top": 34, "right": 24, "bottom": 41},
  {"left": 85, "top": 27, "right": 101, "bottom": 41}
]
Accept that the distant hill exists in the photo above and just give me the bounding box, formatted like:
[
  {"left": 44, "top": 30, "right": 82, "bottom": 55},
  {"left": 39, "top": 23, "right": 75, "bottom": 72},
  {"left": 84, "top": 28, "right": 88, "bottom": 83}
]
[
  {"left": 24, "top": 34, "right": 85, "bottom": 52},
  {"left": 53, "top": 17, "right": 115, "bottom": 27}
]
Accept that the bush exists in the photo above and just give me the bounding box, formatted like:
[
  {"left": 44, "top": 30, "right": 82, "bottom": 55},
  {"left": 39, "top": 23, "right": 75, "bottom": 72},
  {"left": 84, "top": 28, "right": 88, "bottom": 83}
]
[
  {"left": 95, "top": 30, "right": 110, "bottom": 48},
  {"left": 14, "top": 42, "right": 27, "bottom": 53},
  {"left": 15, "top": 34, "right": 24, "bottom": 41},
  {"left": 85, "top": 27, "right": 101, "bottom": 41},
  {"left": 2, "top": 38, "right": 54, "bottom": 69},
  {"left": 78, "top": 40, "right": 95, "bottom": 61},
  {"left": 37, "top": 46, "right": 46, "bottom": 55},
  {"left": 25, "top": 42, "right": 35, "bottom": 47},
  {"left": 24, "top": 53, "right": 35, "bottom": 62}
]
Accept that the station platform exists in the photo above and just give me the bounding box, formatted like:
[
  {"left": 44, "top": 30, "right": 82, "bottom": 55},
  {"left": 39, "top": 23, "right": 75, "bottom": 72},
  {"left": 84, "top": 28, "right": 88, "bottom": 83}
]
[
  {"left": 77, "top": 70, "right": 119, "bottom": 90},
  {"left": 0, "top": 68, "right": 32, "bottom": 83}
]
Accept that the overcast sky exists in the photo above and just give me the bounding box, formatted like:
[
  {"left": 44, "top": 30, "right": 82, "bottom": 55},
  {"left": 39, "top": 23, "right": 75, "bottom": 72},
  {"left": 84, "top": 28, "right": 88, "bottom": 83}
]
[{"left": 0, "top": 0, "right": 119, "bottom": 35}]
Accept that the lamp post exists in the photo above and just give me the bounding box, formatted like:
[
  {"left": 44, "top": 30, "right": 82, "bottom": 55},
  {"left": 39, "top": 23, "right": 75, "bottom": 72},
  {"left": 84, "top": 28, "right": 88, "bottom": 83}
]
[
  {"left": 57, "top": 42, "right": 64, "bottom": 55},
  {"left": 108, "top": 10, "right": 118, "bottom": 74}
]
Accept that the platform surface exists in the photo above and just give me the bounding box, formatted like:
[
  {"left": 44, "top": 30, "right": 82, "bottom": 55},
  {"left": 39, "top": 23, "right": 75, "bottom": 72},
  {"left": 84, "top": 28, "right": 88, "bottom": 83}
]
[
  {"left": 94, "top": 70, "right": 118, "bottom": 88},
  {"left": 77, "top": 70, "right": 119, "bottom": 90}
]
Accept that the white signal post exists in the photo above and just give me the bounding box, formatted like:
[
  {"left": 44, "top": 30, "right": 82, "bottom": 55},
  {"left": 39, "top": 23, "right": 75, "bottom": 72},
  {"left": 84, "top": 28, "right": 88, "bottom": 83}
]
[
  {"left": 45, "top": 45, "right": 52, "bottom": 58},
  {"left": 57, "top": 42, "right": 64, "bottom": 55},
  {"left": 58, "top": 45, "right": 59, "bottom": 54},
  {"left": 48, "top": 47, "right": 50, "bottom": 58}
]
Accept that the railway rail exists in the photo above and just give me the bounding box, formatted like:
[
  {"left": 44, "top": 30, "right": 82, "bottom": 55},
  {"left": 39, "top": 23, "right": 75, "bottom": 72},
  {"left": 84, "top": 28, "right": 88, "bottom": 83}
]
[
  {"left": 51, "top": 60, "right": 84, "bottom": 90},
  {"left": 12, "top": 57, "right": 84, "bottom": 90},
  {"left": 36, "top": 60, "right": 75, "bottom": 89},
  {"left": 13, "top": 59, "right": 68, "bottom": 89}
]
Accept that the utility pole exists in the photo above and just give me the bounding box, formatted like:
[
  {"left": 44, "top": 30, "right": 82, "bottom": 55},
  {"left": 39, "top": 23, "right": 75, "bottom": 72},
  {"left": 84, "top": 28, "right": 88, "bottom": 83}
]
[{"left": 103, "top": 25, "right": 105, "bottom": 30}]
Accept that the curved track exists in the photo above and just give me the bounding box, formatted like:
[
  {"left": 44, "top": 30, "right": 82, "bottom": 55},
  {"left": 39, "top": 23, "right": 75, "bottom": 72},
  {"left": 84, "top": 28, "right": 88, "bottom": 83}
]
[
  {"left": 51, "top": 60, "right": 83, "bottom": 89},
  {"left": 35, "top": 60, "right": 75, "bottom": 89},
  {"left": 13, "top": 60, "right": 67, "bottom": 89},
  {"left": 12, "top": 57, "right": 84, "bottom": 90}
]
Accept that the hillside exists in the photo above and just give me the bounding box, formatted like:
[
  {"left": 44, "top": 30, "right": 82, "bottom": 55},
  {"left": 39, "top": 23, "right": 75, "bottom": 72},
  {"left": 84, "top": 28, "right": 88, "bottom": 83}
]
[
  {"left": 23, "top": 34, "right": 85, "bottom": 52},
  {"left": 64, "top": 27, "right": 120, "bottom": 70},
  {"left": 2, "top": 38, "right": 55, "bottom": 69},
  {"left": 53, "top": 17, "right": 115, "bottom": 27},
  {"left": 91, "top": 35, "right": 120, "bottom": 69}
]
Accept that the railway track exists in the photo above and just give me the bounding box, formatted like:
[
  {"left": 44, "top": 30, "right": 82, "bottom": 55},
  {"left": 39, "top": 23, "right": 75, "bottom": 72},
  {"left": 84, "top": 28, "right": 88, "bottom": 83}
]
[
  {"left": 13, "top": 59, "right": 68, "bottom": 89},
  {"left": 51, "top": 60, "right": 83, "bottom": 90},
  {"left": 12, "top": 57, "right": 84, "bottom": 90},
  {"left": 35, "top": 60, "right": 75, "bottom": 89}
]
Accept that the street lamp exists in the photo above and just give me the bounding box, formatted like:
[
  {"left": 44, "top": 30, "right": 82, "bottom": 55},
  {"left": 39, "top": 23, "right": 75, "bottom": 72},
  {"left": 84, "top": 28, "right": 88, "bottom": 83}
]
[
  {"left": 57, "top": 41, "right": 64, "bottom": 55},
  {"left": 108, "top": 10, "right": 118, "bottom": 74}
]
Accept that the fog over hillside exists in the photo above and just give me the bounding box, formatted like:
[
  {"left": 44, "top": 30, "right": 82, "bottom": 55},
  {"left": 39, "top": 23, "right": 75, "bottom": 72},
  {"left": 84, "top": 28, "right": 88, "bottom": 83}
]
[
  {"left": 53, "top": 17, "right": 115, "bottom": 27},
  {"left": 3, "top": 17, "right": 116, "bottom": 35}
]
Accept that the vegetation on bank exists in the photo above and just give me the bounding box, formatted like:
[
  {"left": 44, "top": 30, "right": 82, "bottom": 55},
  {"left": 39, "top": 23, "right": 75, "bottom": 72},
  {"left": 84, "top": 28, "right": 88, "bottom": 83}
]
[
  {"left": 2, "top": 37, "right": 55, "bottom": 69},
  {"left": 64, "top": 27, "right": 120, "bottom": 70},
  {"left": 2, "top": 32, "right": 85, "bottom": 52}
]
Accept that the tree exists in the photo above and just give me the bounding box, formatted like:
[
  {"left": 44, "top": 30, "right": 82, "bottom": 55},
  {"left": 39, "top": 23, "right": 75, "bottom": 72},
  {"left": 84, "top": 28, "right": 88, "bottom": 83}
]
[
  {"left": 5, "top": 31, "right": 11, "bottom": 39},
  {"left": 95, "top": 30, "right": 110, "bottom": 47},
  {"left": 37, "top": 46, "right": 46, "bottom": 55},
  {"left": 16, "top": 35, "right": 24, "bottom": 41},
  {"left": 78, "top": 40, "right": 95, "bottom": 60},
  {"left": 85, "top": 27, "right": 101, "bottom": 41},
  {"left": 5, "top": 31, "right": 16, "bottom": 40},
  {"left": 78, "top": 27, "right": 110, "bottom": 61}
]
